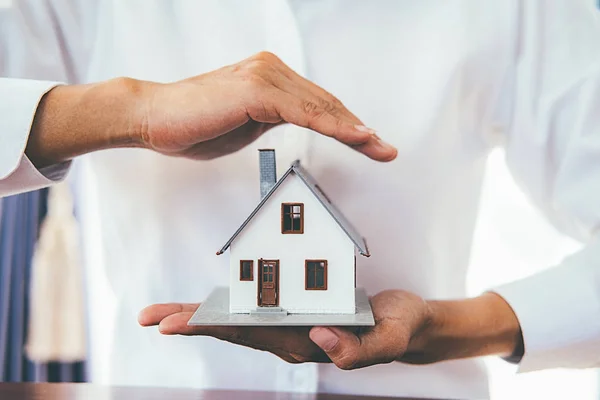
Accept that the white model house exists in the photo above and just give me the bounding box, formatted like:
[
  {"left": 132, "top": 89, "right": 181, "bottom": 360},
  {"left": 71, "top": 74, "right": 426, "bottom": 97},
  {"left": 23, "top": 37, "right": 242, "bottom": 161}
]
[{"left": 217, "top": 149, "right": 370, "bottom": 315}]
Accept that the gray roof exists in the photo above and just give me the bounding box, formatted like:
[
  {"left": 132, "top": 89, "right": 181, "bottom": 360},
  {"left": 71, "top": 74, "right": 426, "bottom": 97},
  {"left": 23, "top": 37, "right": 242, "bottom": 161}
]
[{"left": 217, "top": 160, "right": 370, "bottom": 257}]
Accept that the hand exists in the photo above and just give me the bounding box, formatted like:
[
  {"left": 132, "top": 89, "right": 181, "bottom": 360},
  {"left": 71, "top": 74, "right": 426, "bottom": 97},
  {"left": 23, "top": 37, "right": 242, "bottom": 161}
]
[
  {"left": 138, "top": 290, "right": 435, "bottom": 370},
  {"left": 139, "top": 290, "right": 523, "bottom": 369},
  {"left": 26, "top": 51, "right": 397, "bottom": 168},
  {"left": 139, "top": 51, "right": 397, "bottom": 161}
]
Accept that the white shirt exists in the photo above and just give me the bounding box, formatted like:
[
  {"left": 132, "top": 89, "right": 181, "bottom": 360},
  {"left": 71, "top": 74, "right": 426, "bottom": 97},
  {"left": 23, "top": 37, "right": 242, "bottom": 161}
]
[{"left": 2, "top": 1, "right": 600, "bottom": 398}]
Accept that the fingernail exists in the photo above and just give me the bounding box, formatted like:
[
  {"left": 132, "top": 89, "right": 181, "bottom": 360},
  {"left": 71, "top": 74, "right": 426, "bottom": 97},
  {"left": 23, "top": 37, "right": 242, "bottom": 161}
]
[
  {"left": 310, "top": 327, "right": 339, "bottom": 352},
  {"left": 354, "top": 125, "right": 377, "bottom": 135},
  {"left": 158, "top": 323, "right": 173, "bottom": 335},
  {"left": 373, "top": 134, "right": 397, "bottom": 152}
]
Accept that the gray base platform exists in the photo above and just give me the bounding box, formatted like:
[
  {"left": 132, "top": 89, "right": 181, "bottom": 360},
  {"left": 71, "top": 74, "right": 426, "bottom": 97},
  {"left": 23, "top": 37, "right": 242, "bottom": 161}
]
[{"left": 188, "top": 287, "right": 375, "bottom": 326}]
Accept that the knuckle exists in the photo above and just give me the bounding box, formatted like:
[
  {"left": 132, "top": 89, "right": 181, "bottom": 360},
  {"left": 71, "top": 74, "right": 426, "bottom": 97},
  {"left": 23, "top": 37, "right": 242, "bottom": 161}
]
[
  {"left": 316, "top": 97, "right": 338, "bottom": 115},
  {"left": 302, "top": 100, "right": 324, "bottom": 118},
  {"left": 243, "top": 60, "right": 269, "bottom": 75},
  {"left": 242, "top": 74, "right": 268, "bottom": 94},
  {"left": 333, "top": 117, "right": 345, "bottom": 132},
  {"left": 237, "top": 58, "right": 273, "bottom": 77},
  {"left": 251, "top": 51, "right": 280, "bottom": 64},
  {"left": 238, "top": 62, "right": 277, "bottom": 88}
]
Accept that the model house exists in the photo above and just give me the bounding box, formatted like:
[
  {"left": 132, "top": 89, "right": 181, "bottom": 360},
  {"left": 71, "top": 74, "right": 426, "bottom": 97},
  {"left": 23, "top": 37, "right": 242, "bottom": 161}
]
[{"left": 217, "top": 149, "right": 370, "bottom": 315}]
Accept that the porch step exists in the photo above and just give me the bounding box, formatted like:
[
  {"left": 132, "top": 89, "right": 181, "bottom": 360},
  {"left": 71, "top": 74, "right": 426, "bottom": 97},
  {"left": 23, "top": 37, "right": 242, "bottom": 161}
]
[{"left": 250, "top": 307, "right": 288, "bottom": 316}]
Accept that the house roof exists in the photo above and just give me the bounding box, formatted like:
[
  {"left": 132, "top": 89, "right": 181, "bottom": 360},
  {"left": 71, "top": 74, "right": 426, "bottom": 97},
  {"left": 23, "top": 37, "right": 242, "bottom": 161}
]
[{"left": 217, "top": 160, "right": 370, "bottom": 257}]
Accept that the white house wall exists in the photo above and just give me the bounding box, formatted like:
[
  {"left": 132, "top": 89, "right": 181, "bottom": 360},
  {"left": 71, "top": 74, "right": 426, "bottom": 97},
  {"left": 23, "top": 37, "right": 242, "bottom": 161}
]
[{"left": 229, "top": 174, "right": 356, "bottom": 314}]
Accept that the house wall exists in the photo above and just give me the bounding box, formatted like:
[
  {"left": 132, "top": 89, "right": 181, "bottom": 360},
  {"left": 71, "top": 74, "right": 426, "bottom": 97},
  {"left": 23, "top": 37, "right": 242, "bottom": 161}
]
[{"left": 229, "top": 174, "right": 356, "bottom": 314}]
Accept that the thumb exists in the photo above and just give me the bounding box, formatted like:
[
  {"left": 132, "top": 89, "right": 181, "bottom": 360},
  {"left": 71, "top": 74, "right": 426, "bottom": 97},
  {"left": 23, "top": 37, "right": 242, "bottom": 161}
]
[
  {"left": 310, "top": 326, "right": 399, "bottom": 370},
  {"left": 309, "top": 327, "right": 363, "bottom": 370}
]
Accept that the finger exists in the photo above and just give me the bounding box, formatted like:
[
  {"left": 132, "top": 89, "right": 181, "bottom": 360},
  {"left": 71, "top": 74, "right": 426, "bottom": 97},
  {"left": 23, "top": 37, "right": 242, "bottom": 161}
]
[
  {"left": 156, "top": 312, "right": 251, "bottom": 336},
  {"left": 257, "top": 90, "right": 397, "bottom": 161},
  {"left": 268, "top": 78, "right": 398, "bottom": 162},
  {"left": 352, "top": 133, "right": 398, "bottom": 162},
  {"left": 262, "top": 55, "right": 359, "bottom": 121},
  {"left": 138, "top": 303, "right": 199, "bottom": 326},
  {"left": 158, "top": 311, "right": 198, "bottom": 334},
  {"left": 156, "top": 313, "right": 267, "bottom": 339},
  {"left": 158, "top": 318, "right": 328, "bottom": 362},
  {"left": 248, "top": 88, "right": 366, "bottom": 144},
  {"left": 309, "top": 326, "right": 398, "bottom": 370},
  {"left": 267, "top": 67, "right": 363, "bottom": 126},
  {"left": 157, "top": 317, "right": 323, "bottom": 363}
]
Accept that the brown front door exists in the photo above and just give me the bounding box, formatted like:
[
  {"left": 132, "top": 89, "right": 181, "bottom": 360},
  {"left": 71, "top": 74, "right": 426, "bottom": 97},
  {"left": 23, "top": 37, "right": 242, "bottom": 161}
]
[{"left": 258, "top": 260, "right": 279, "bottom": 306}]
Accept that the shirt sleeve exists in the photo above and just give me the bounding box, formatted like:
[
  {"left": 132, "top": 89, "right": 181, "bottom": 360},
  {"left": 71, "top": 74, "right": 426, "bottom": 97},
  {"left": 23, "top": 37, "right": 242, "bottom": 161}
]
[
  {"left": 491, "top": 0, "right": 600, "bottom": 371},
  {"left": 0, "top": 79, "right": 71, "bottom": 197},
  {"left": 0, "top": 0, "right": 96, "bottom": 197}
]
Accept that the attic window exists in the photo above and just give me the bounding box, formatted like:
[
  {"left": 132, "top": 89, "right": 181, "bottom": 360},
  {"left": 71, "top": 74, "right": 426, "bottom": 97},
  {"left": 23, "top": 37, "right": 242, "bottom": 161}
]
[
  {"left": 240, "top": 260, "right": 254, "bottom": 281},
  {"left": 281, "top": 203, "right": 304, "bottom": 234},
  {"left": 305, "top": 260, "right": 327, "bottom": 290}
]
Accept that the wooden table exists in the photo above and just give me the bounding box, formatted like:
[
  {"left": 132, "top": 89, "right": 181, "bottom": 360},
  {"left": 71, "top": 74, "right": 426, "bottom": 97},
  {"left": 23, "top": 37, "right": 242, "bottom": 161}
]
[{"left": 0, "top": 383, "right": 434, "bottom": 400}]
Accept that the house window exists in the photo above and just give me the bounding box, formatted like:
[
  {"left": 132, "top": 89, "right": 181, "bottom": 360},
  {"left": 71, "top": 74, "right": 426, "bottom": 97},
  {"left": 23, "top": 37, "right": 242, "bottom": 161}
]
[
  {"left": 305, "top": 260, "right": 327, "bottom": 290},
  {"left": 240, "top": 260, "right": 253, "bottom": 281},
  {"left": 281, "top": 203, "right": 304, "bottom": 234}
]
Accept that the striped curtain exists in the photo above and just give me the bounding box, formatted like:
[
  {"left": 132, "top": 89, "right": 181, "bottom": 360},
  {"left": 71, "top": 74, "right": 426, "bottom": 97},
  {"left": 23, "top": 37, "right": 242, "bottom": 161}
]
[{"left": 0, "top": 190, "right": 86, "bottom": 382}]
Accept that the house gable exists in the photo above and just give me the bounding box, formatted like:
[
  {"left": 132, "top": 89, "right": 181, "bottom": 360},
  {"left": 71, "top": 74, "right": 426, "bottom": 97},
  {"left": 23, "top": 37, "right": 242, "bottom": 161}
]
[
  {"left": 217, "top": 161, "right": 369, "bottom": 257},
  {"left": 230, "top": 173, "right": 356, "bottom": 256}
]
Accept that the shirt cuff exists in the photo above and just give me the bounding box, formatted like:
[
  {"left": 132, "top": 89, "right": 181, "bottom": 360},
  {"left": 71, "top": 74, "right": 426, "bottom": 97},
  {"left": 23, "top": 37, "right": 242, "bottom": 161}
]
[
  {"left": 0, "top": 78, "right": 62, "bottom": 180},
  {"left": 0, "top": 78, "right": 67, "bottom": 197},
  {"left": 0, "top": 155, "right": 71, "bottom": 198},
  {"left": 491, "top": 237, "right": 600, "bottom": 372}
]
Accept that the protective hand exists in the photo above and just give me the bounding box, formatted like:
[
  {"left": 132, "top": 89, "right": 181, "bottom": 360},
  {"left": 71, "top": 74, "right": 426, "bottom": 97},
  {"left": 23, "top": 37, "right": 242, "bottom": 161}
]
[{"left": 138, "top": 51, "right": 396, "bottom": 161}]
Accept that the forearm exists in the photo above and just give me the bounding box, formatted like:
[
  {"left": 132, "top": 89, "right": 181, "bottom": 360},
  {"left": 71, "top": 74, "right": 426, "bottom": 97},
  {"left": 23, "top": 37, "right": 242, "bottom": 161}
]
[
  {"left": 404, "top": 292, "right": 524, "bottom": 364},
  {"left": 25, "top": 78, "right": 147, "bottom": 168},
  {"left": 21, "top": 53, "right": 396, "bottom": 168}
]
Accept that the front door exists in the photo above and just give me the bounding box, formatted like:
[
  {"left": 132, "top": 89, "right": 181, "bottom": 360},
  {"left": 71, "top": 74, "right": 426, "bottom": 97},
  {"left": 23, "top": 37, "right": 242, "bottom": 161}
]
[{"left": 258, "top": 260, "right": 279, "bottom": 306}]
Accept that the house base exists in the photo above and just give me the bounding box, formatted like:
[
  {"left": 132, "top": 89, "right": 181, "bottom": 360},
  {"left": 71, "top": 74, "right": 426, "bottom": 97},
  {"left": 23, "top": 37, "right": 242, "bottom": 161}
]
[{"left": 187, "top": 287, "right": 375, "bottom": 326}]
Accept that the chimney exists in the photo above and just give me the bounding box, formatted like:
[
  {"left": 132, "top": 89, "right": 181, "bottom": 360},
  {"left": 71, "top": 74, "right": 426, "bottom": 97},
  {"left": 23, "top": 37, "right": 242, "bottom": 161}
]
[{"left": 259, "top": 149, "right": 277, "bottom": 198}]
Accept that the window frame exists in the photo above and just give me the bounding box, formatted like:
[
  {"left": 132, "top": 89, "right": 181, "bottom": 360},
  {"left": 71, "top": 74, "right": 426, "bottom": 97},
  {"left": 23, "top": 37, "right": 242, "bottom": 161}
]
[
  {"left": 239, "top": 260, "right": 254, "bottom": 281},
  {"left": 305, "top": 259, "right": 328, "bottom": 290},
  {"left": 281, "top": 203, "right": 304, "bottom": 234}
]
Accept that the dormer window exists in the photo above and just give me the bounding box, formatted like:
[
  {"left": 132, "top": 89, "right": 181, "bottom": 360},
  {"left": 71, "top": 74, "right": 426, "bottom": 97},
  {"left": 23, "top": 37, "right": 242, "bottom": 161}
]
[{"left": 281, "top": 203, "right": 304, "bottom": 234}]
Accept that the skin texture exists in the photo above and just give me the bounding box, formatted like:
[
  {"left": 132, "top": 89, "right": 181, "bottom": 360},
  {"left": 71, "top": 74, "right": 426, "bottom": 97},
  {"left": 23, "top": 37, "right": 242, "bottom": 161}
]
[
  {"left": 25, "top": 51, "right": 397, "bottom": 168},
  {"left": 139, "top": 291, "right": 523, "bottom": 370}
]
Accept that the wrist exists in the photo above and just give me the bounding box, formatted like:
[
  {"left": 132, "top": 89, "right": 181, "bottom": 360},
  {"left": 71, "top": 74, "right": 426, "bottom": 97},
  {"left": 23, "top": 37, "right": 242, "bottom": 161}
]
[
  {"left": 27, "top": 77, "right": 149, "bottom": 168},
  {"left": 79, "top": 77, "right": 151, "bottom": 151},
  {"left": 403, "top": 293, "right": 523, "bottom": 364},
  {"left": 100, "top": 77, "right": 150, "bottom": 149}
]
